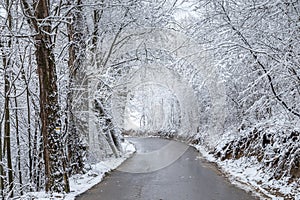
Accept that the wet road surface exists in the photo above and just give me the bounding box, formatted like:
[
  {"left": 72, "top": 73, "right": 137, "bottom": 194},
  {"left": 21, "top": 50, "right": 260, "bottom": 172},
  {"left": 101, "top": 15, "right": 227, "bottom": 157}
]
[{"left": 76, "top": 137, "right": 257, "bottom": 200}]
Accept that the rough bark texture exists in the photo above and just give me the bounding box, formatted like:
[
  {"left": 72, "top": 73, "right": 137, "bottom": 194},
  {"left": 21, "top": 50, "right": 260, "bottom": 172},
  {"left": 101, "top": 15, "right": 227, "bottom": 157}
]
[
  {"left": 20, "top": 0, "right": 70, "bottom": 192},
  {"left": 66, "top": 0, "right": 87, "bottom": 175}
]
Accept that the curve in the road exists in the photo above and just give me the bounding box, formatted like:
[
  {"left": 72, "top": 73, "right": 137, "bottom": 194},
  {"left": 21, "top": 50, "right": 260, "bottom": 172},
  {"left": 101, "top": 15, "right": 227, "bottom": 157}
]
[
  {"left": 118, "top": 139, "right": 189, "bottom": 173},
  {"left": 76, "top": 137, "right": 257, "bottom": 200}
]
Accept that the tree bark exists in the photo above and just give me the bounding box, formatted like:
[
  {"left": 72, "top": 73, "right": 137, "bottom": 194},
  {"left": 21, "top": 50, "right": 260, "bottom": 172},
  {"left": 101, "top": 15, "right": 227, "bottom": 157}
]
[
  {"left": 66, "top": 0, "right": 87, "bottom": 175},
  {"left": 1, "top": 0, "right": 14, "bottom": 197},
  {"left": 21, "top": 0, "right": 69, "bottom": 192},
  {"left": 13, "top": 85, "right": 23, "bottom": 196},
  {"left": 4, "top": 75, "right": 13, "bottom": 198},
  {"left": 21, "top": 60, "right": 33, "bottom": 191}
]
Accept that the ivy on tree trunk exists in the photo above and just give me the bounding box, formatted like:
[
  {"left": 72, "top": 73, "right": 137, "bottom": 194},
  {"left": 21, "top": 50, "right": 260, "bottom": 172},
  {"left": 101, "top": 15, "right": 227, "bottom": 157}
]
[{"left": 21, "top": 0, "right": 70, "bottom": 193}]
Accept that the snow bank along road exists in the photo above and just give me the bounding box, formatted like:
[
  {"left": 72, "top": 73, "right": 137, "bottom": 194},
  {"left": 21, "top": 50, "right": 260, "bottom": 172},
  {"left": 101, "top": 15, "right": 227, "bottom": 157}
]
[{"left": 76, "top": 137, "right": 257, "bottom": 200}]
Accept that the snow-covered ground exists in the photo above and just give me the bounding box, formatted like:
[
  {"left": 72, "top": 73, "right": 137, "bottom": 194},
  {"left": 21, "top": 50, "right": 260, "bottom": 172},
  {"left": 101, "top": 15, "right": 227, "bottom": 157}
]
[
  {"left": 196, "top": 145, "right": 300, "bottom": 200},
  {"left": 20, "top": 141, "right": 135, "bottom": 200}
]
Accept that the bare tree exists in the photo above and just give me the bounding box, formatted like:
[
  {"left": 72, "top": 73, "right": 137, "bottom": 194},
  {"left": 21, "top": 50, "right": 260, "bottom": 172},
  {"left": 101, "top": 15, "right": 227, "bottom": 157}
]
[{"left": 1, "top": 0, "right": 13, "bottom": 196}]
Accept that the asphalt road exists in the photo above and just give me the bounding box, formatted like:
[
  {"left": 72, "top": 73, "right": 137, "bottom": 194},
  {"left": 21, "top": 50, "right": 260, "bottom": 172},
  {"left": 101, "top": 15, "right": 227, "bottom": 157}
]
[{"left": 76, "top": 137, "right": 257, "bottom": 200}]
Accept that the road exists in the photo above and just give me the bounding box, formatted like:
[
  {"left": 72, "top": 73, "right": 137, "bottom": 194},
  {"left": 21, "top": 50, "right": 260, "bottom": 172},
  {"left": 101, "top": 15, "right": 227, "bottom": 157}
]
[{"left": 76, "top": 137, "right": 257, "bottom": 200}]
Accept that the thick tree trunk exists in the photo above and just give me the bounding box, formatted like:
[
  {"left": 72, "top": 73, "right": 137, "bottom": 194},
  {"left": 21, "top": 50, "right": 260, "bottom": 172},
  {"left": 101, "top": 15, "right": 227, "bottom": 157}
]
[
  {"left": 66, "top": 0, "right": 87, "bottom": 175},
  {"left": 35, "top": 28, "right": 60, "bottom": 192},
  {"left": 35, "top": 24, "right": 69, "bottom": 193},
  {"left": 21, "top": 0, "right": 70, "bottom": 192}
]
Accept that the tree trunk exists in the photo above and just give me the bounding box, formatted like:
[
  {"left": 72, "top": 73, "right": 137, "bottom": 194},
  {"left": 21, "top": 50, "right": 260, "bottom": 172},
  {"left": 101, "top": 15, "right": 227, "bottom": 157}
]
[
  {"left": 3, "top": 51, "right": 13, "bottom": 199},
  {"left": 1, "top": 0, "right": 14, "bottom": 197},
  {"left": 0, "top": 46, "right": 5, "bottom": 200},
  {"left": 13, "top": 86, "right": 23, "bottom": 196},
  {"left": 20, "top": 0, "right": 70, "bottom": 192},
  {"left": 66, "top": 0, "right": 87, "bottom": 175},
  {"left": 0, "top": 120, "right": 3, "bottom": 198},
  {"left": 20, "top": 46, "right": 33, "bottom": 191}
]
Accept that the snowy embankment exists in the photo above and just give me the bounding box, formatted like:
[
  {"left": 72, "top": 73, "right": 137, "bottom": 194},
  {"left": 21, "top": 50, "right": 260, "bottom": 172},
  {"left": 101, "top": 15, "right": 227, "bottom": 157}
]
[
  {"left": 196, "top": 124, "right": 300, "bottom": 200},
  {"left": 22, "top": 141, "right": 135, "bottom": 200}
]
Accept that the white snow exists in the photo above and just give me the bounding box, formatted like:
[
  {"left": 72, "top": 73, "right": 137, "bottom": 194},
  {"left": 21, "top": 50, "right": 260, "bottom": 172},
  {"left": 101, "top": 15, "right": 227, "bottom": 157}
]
[
  {"left": 173, "top": 0, "right": 199, "bottom": 21},
  {"left": 21, "top": 140, "right": 135, "bottom": 200},
  {"left": 0, "top": 6, "right": 7, "bottom": 18},
  {"left": 121, "top": 140, "right": 136, "bottom": 153},
  {"left": 195, "top": 145, "right": 300, "bottom": 200}
]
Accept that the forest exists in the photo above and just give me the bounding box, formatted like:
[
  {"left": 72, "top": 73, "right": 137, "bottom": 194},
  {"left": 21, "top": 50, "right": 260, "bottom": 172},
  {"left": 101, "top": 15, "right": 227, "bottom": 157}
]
[{"left": 0, "top": 0, "right": 299, "bottom": 199}]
